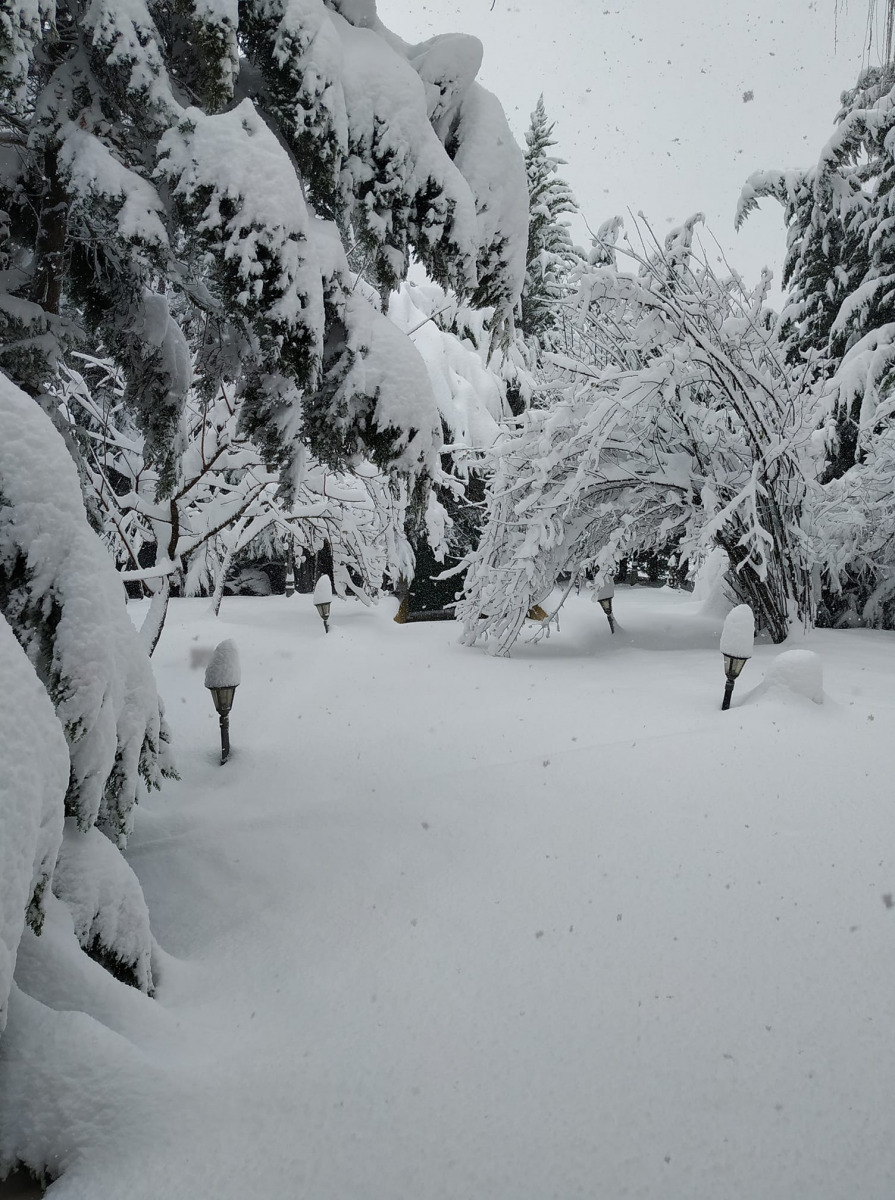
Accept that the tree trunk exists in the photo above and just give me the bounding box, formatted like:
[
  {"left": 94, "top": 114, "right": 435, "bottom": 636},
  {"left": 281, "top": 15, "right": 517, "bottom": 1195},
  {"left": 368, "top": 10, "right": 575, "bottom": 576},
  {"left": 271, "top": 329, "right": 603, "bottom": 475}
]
[
  {"left": 30, "top": 146, "right": 68, "bottom": 317},
  {"left": 139, "top": 578, "right": 170, "bottom": 657}
]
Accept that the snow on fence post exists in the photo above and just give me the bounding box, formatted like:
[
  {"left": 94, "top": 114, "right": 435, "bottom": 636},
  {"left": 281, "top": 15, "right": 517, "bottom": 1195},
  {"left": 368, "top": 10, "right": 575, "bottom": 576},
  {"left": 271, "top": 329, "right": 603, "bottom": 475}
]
[
  {"left": 204, "top": 640, "right": 241, "bottom": 764},
  {"left": 720, "top": 605, "right": 755, "bottom": 710}
]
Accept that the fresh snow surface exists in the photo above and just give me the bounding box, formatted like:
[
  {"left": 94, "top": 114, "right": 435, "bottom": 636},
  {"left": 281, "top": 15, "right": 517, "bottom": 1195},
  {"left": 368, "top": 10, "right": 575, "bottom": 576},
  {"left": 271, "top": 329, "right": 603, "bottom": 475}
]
[
  {"left": 720, "top": 602, "right": 755, "bottom": 658},
  {"left": 5, "top": 587, "right": 895, "bottom": 1199}
]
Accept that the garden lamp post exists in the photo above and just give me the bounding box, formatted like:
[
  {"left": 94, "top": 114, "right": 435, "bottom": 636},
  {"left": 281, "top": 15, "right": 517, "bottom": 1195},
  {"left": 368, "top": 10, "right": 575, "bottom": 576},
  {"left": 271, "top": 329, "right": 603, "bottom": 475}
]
[
  {"left": 313, "top": 573, "right": 333, "bottom": 633},
  {"left": 720, "top": 605, "right": 754, "bottom": 711},
  {"left": 597, "top": 580, "right": 616, "bottom": 634},
  {"left": 204, "top": 639, "right": 241, "bottom": 763},
  {"left": 721, "top": 653, "right": 749, "bottom": 711}
]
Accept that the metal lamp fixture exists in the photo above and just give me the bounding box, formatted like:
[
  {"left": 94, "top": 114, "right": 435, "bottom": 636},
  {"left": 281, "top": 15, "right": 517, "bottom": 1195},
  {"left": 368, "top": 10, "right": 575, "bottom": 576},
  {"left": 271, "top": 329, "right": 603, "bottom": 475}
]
[
  {"left": 204, "top": 639, "right": 241, "bottom": 764},
  {"left": 313, "top": 574, "right": 333, "bottom": 633},
  {"left": 721, "top": 654, "right": 749, "bottom": 711},
  {"left": 208, "top": 684, "right": 236, "bottom": 762},
  {"left": 597, "top": 580, "right": 616, "bottom": 634},
  {"left": 719, "top": 605, "right": 754, "bottom": 711}
]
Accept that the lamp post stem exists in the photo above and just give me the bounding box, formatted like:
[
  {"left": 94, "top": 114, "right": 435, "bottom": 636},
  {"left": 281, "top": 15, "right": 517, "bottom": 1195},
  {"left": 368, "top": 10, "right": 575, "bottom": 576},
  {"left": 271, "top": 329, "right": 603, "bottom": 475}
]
[
  {"left": 220, "top": 713, "right": 230, "bottom": 763},
  {"left": 721, "top": 679, "right": 735, "bottom": 711}
]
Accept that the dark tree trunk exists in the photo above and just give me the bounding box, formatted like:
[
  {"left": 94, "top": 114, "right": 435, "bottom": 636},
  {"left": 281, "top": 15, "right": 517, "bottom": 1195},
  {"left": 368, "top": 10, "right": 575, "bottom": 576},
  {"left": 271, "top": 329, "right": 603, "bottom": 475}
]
[{"left": 30, "top": 146, "right": 68, "bottom": 317}]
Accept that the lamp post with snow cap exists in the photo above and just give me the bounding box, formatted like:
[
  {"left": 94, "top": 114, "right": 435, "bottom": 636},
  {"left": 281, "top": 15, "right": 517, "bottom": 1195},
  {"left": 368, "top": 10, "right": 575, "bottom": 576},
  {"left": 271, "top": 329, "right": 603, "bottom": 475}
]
[
  {"left": 720, "top": 605, "right": 754, "bottom": 711},
  {"left": 313, "top": 573, "right": 333, "bottom": 633},
  {"left": 597, "top": 580, "right": 616, "bottom": 634},
  {"left": 205, "top": 639, "right": 241, "bottom": 763}
]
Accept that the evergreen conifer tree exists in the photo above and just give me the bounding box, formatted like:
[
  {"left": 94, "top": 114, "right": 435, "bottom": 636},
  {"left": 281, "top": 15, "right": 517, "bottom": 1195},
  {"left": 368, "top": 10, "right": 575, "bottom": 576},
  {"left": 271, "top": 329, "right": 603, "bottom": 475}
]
[
  {"left": 738, "top": 63, "right": 895, "bottom": 624},
  {"left": 519, "top": 96, "right": 579, "bottom": 349},
  {"left": 0, "top": 0, "right": 527, "bottom": 497}
]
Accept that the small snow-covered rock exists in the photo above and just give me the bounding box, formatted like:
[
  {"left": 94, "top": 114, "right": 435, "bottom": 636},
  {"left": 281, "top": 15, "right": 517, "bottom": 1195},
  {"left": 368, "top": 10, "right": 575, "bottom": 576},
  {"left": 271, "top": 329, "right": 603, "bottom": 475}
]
[
  {"left": 721, "top": 604, "right": 755, "bottom": 658},
  {"left": 763, "top": 649, "right": 824, "bottom": 704},
  {"left": 205, "top": 639, "right": 241, "bottom": 689},
  {"left": 313, "top": 575, "right": 334, "bottom": 605}
]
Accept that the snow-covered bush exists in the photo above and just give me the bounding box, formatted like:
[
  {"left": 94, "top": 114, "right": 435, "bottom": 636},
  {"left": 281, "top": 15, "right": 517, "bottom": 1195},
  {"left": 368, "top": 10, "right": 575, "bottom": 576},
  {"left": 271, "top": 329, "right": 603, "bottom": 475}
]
[
  {"left": 761, "top": 649, "right": 824, "bottom": 705},
  {"left": 50, "top": 360, "right": 417, "bottom": 618},
  {"left": 0, "top": 616, "right": 67, "bottom": 1033},
  {"left": 51, "top": 823, "right": 154, "bottom": 994},
  {"left": 459, "top": 219, "right": 819, "bottom": 654}
]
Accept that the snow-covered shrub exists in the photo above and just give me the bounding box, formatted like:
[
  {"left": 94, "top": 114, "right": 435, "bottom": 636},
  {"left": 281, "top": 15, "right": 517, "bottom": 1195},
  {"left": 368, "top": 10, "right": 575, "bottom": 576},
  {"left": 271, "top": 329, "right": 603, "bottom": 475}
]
[
  {"left": 51, "top": 361, "right": 416, "bottom": 615},
  {"left": 459, "top": 219, "right": 819, "bottom": 654},
  {"left": 761, "top": 649, "right": 824, "bottom": 705},
  {"left": 51, "top": 822, "right": 153, "bottom": 994},
  {"left": 0, "top": 616, "right": 67, "bottom": 1033}
]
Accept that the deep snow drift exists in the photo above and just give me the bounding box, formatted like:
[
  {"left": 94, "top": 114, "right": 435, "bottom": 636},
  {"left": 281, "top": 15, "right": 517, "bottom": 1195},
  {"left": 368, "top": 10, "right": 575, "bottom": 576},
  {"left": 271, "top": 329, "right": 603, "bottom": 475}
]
[{"left": 2, "top": 587, "right": 894, "bottom": 1199}]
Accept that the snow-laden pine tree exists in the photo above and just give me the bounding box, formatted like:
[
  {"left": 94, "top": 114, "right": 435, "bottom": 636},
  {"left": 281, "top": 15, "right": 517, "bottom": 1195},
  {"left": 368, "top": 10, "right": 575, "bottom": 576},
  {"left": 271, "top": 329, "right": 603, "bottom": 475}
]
[
  {"left": 0, "top": 372, "right": 172, "bottom": 1016},
  {"left": 0, "top": 612, "right": 67, "bottom": 1033},
  {"left": 458, "top": 218, "right": 820, "bottom": 654},
  {"left": 519, "top": 96, "right": 580, "bottom": 352},
  {"left": 0, "top": 0, "right": 526, "bottom": 496},
  {"left": 739, "top": 64, "right": 895, "bottom": 624}
]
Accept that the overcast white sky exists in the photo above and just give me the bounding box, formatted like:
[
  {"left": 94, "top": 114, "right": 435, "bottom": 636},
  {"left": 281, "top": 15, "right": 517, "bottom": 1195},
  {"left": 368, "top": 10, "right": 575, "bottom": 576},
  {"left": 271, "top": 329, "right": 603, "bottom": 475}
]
[{"left": 377, "top": 0, "right": 882, "bottom": 296}]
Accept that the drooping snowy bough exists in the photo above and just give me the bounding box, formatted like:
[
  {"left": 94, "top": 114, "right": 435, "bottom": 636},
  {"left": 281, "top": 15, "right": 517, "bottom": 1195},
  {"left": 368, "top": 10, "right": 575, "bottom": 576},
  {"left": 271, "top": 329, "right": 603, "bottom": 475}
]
[
  {"left": 0, "top": 616, "right": 67, "bottom": 1034},
  {"left": 459, "top": 219, "right": 819, "bottom": 655},
  {"left": 0, "top": 374, "right": 172, "bottom": 842},
  {"left": 1, "top": 0, "right": 527, "bottom": 502}
]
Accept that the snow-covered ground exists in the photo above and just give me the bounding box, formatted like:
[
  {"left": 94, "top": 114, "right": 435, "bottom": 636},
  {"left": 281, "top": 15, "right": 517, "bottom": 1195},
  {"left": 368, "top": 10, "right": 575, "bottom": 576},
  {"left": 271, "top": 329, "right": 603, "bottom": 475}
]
[{"left": 5, "top": 587, "right": 895, "bottom": 1199}]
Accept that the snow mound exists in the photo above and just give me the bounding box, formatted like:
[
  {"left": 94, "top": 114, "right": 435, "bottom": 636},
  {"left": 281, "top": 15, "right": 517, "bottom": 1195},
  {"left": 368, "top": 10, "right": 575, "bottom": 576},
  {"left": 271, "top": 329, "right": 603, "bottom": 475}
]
[
  {"left": 721, "top": 604, "right": 755, "bottom": 657},
  {"left": 761, "top": 649, "right": 824, "bottom": 705},
  {"left": 205, "top": 640, "right": 241, "bottom": 689},
  {"left": 51, "top": 821, "right": 154, "bottom": 993}
]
